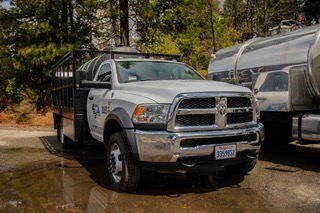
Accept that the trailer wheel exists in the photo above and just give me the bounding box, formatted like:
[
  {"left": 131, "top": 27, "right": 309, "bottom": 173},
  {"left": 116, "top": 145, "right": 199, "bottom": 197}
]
[
  {"left": 224, "top": 159, "right": 257, "bottom": 174},
  {"left": 107, "top": 132, "right": 140, "bottom": 192},
  {"left": 54, "top": 114, "right": 61, "bottom": 142},
  {"left": 59, "top": 118, "right": 72, "bottom": 149}
]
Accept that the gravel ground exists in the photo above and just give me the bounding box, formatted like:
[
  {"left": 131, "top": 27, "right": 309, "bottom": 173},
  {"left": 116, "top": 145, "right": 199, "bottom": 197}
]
[{"left": 0, "top": 127, "right": 319, "bottom": 213}]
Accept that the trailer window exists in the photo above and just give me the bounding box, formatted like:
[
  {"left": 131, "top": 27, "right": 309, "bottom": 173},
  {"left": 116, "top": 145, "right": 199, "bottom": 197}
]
[{"left": 260, "top": 71, "right": 288, "bottom": 92}]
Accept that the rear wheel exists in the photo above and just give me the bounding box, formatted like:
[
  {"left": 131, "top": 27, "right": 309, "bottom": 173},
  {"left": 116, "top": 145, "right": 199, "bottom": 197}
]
[
  {"left": 224, "top": 159, "right": 257, "bottom": 174},
  {"left": 107, "top": 132, "right": 140, "bottom": 192}
]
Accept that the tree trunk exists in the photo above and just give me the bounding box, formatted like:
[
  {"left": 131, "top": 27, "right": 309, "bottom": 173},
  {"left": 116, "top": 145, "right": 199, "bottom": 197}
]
[
  {"left": 120, "top": 0, "right": 129, "bottom": 46},
  {"left": 110, "top": 0, "right": 121, "bottom": 46},
  {"left": 208, "top": 1, "right": 216, "bottom": 53}
]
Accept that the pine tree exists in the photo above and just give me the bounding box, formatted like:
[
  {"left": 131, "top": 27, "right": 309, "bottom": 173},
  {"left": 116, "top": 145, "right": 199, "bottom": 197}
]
[{"left": 0, "top": 0, "right": 92, "bottom": 108}]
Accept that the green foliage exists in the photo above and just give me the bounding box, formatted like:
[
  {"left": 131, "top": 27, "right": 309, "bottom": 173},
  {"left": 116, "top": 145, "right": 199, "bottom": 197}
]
[
  {"left": 0, "top": 0, "right": 93, "bottom": 110},
  {"left": 143, "top": 30, "right": 180, "bottom": 54},
  {"left": 223, "top": 0, "right": 302, "bottom": 38},
  {"left": 0, "top": 0, "right": 315, "bottom": 111},
  {"left": 198, "top": 70, "right": 208, "bottom": 79},
  {"left": 0, "top": 46, "right": 14, "bottom": 102},
  {"left": 304, "top": 0, "right": 320, "bottom": 24},
  {"left": 5, "top": 78, "right": 18, "bottom": 100}
]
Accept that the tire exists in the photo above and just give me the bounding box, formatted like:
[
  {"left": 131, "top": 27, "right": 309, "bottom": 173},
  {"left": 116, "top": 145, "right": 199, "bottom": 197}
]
[
  {"left": 54, "top": 113, "right": 61, "bottom": 142},
  {"left": 224, "top": 159, "right": 257, "bottom": 174},
  {"left": 107, "top": 132, "right": 140, "bottom": 192},
  {"left": 59, "top": 118, "right": 72, "bottom": 149},
  {"left": 57, "top": 119, "right": 61, "bottom": 142}
]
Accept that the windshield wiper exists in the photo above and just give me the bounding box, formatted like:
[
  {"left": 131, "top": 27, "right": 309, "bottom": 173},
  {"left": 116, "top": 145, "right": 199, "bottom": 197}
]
[
  {"left": 124, "top": 80, "right": 139, "bottom": 83},
  {"left": 124, "top": 79, "right": 154, "bottom": 83},
  {"left": 139, "top": 78, "right": 154, "bottom": 81}
]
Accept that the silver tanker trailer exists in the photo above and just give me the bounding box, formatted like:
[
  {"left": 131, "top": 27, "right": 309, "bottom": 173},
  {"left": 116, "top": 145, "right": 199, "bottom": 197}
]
[{"left": 208, "top": 24, "right": 320, "bottom": 144}]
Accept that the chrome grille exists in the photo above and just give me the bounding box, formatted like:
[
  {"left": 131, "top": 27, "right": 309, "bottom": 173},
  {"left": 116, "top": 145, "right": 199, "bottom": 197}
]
[
  {"left": 176, "top": 114, "right": 215, "bottom": 126},
  {"left": 227, "top": 112, "right": 253, "bottom": 124},
  {"left": 227, "top": 97, "right": 251, "bottom": 107},
  {"left": 168, "top": 93, "right": 256, "bottom": 131}
]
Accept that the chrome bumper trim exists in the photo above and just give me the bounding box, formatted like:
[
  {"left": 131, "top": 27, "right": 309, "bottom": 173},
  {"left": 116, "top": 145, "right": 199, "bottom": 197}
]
[{"left": 135, "top": 123, "right": 264, "bottom": 162}]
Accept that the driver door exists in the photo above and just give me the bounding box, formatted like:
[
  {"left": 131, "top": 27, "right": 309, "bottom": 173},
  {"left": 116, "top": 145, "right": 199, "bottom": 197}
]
[{"left": 87, "top": 62, "right": 113, "bottom": 142}]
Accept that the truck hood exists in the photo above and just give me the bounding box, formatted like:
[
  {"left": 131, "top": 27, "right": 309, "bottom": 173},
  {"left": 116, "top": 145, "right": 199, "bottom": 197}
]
[{"left": 118, "top": 80, "right": 251, "bottom": 103}]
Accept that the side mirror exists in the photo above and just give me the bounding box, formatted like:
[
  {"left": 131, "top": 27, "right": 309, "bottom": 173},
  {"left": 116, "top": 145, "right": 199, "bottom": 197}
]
[
  {"left": 76, "top": 69, "right": 112, "bottom": 89},
  {"left": 81, "top": 80, "right": 112, "bottom": 89}
]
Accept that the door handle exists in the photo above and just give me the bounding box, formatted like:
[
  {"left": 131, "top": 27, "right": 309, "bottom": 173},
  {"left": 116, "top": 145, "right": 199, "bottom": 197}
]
[{"left": 88, "top": 96, "right": 94, "bottom": 100}]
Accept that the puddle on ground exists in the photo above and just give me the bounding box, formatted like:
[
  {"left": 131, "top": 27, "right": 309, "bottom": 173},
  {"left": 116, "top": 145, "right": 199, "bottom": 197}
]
[
  {"left": 0, "top": 161, "right": 270, "bottom": 212},
  {"left": 0, "top": 147, "right": 45, "bottom": 154},
  {"left": 0, "top": 137, "right": 270, "bottom": 213}
]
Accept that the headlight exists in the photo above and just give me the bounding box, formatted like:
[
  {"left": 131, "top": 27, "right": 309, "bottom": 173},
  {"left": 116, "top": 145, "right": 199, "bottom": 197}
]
[{"left": 132, "top": 104, "right": 170, "bottom": 124}]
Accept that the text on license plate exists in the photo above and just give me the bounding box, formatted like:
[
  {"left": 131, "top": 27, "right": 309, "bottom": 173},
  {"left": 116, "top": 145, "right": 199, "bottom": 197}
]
[{"left": 214, "top": 144, "right": 237, "bottom": 160}]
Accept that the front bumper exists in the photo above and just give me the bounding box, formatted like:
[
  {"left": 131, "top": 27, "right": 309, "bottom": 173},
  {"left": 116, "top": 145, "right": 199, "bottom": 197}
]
[{"left": 135, "top": 123, "right": 264, "bottom": 163}]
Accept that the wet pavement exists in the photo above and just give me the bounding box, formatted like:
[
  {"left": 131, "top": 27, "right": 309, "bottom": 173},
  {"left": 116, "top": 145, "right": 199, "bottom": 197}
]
[{"left": 0, "top": 127, "right": 319, "bottom": 213}]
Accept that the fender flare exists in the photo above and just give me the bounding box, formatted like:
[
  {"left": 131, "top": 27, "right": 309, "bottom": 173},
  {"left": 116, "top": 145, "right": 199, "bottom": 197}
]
[
  {"left": 106, "top": 107, "right": 134, "bottom": 129},
  {"left": 104, "top": 108, "right": 139, "bottom": 159}
]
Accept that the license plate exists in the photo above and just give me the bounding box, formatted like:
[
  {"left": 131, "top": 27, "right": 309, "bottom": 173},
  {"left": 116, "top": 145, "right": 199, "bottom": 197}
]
[{"left": 214, "top": 144, "right": 237, "bottom": 160}]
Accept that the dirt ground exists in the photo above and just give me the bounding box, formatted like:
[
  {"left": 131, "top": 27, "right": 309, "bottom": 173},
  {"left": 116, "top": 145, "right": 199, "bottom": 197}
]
[
  {"left": 0, "top": 128, "right": 320, "bottom": 213},
  {"left": 0, "top": 111, "right": 54, "bottom": 129}
]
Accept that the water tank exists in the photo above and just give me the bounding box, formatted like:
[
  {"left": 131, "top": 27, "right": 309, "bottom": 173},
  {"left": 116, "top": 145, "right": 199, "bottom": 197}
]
[{"left": 208, "top": 24, "right": 320, "bottom": 99}]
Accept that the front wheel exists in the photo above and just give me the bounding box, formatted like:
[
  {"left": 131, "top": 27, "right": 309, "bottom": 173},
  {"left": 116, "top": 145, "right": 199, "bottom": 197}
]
[
  {"left": 224, "top": 159, "right": 257, "bottom": 174},
  {"left": 107, "top": 132, "right": 140, "bottom": 192}
]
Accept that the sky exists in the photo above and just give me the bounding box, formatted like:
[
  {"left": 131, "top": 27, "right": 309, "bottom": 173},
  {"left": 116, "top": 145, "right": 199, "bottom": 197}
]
[{"left": 1, "top": 0, "right": 11, "bottom": 9}]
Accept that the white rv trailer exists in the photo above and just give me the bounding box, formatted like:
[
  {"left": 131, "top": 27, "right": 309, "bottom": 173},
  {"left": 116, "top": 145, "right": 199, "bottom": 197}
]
[{"left": 208, "top": 24, "right": 320, "bottom": 144}]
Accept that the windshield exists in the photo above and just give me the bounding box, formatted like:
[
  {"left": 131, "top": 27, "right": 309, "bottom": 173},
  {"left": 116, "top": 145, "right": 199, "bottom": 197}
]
[{"left": 116, "top": 61, "right": 204, "bottom": 83}]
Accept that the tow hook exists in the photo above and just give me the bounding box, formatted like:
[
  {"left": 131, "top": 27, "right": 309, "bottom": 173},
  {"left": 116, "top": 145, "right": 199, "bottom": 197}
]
[
  {"left": 181, "top": 158, "right": 197, "bottom": 168},
  {"left": 245, "top": 152, "right": 258, "bottom": 159}
]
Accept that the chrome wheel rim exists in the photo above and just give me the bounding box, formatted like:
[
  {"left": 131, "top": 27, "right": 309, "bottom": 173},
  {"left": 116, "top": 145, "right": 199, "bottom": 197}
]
[{"left": 108, "top": 143, "right": 122, "bottom": 183}]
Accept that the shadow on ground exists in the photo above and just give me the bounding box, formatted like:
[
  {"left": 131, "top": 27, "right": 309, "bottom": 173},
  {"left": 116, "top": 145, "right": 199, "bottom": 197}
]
[
  {"left": 40, "top": 135, "right": 246, "bottom": 195},
  {"left": 259, "top": 140, "right": 320, "bottom": 172}
]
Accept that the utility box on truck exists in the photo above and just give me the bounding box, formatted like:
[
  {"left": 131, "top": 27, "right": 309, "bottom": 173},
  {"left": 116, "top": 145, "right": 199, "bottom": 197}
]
[
  {"left": 52, "top": 47, "right": 264, "bottom": 192},
  {"left": 208, "top": 24, "right": 320, "bottom": 144}
]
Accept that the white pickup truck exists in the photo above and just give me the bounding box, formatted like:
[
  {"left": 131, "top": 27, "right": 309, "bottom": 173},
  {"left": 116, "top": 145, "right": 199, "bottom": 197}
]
[{"left": 52, "top": 47, "right": 264, "bottom": 192}]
